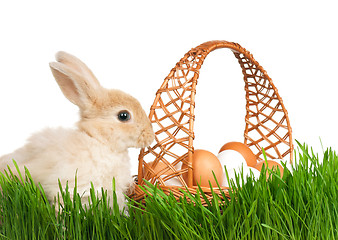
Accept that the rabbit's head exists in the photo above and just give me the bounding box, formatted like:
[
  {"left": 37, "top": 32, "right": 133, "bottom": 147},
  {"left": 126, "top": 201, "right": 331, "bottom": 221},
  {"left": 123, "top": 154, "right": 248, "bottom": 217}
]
[{"left": 49, "top": 52, "right": 154, "bottom": 151}]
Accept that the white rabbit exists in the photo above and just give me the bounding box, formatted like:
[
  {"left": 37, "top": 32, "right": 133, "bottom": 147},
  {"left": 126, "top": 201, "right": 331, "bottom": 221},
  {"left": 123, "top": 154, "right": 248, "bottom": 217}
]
[{"left": 0, "top": 51, "right": 154, "bottom": 211}]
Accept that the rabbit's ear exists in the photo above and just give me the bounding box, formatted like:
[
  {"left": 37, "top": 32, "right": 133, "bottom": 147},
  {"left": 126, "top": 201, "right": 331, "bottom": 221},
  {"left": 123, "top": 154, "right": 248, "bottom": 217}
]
[
  {"left": 49, "top": 61, "right": 100, "bottom": 109},
  {"left": 54, "top": 51, "right": 100, "bottom": 88}
]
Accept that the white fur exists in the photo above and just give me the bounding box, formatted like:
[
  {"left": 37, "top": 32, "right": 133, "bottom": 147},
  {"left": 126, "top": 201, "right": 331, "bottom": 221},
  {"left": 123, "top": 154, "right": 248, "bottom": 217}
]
[{"left": 1, "top": 128, "right": 133, "bottom": 208}]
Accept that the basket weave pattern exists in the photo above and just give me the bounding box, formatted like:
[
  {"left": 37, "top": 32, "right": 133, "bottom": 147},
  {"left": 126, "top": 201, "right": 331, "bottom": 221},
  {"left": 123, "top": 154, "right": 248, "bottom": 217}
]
[{"left": 130, "top": 41, "right": 293, "bottom": 204}]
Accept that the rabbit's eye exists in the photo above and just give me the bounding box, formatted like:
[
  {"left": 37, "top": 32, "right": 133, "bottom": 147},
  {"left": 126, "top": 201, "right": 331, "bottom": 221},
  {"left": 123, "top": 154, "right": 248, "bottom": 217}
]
[{"left": 118, "top": 111, "right": 131, "bottom": 122}]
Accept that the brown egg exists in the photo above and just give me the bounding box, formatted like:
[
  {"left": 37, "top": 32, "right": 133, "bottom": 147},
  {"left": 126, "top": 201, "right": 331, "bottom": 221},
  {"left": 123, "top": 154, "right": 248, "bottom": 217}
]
[
  {"left": 143, "top": 161, "right": 183, "bottom": 186},
  {"left": 254, "top": 160, "right": 284, "bottom": 178},
  {"left": 182, "top": 149, "right": 223, "bottom": 187},
  {"left": 219, "top": 142, "right": 257, "bottom": 167},
  {"left": 143, "top": 161, "right": 173, "bottom": 177}
]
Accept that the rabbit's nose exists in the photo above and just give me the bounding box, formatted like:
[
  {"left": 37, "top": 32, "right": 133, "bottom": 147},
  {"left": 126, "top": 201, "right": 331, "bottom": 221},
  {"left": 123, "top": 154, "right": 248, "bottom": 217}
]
[{"left": 137, "top": 129, "right": 155, "bottom": 148}]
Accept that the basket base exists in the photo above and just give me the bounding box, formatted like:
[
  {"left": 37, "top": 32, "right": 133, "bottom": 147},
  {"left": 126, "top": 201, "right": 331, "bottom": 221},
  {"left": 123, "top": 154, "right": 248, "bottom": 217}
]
[{"left": 128, "top": 183, "right": 231, "bottom": 207}]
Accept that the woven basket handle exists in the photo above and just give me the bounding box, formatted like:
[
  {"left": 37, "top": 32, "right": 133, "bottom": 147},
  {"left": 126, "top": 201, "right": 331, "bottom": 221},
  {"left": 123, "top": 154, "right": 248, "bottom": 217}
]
[{"left": 138, "top": 40, "right": 293, "bottom": 188}]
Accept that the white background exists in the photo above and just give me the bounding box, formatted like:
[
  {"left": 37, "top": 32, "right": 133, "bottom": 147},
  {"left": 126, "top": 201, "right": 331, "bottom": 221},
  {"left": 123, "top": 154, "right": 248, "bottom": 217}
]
[{"left": 0, "top": 1, "right": 337, "bottom": 174}]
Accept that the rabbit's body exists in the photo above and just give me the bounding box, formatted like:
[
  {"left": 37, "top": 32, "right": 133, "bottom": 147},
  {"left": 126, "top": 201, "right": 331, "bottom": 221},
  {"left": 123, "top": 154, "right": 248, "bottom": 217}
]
[
  {"left": 1, "top": 127, "right": 133, "bottom": 206},
  {"left": 0, "top": 52, "right": 154, "bottom": 211}
]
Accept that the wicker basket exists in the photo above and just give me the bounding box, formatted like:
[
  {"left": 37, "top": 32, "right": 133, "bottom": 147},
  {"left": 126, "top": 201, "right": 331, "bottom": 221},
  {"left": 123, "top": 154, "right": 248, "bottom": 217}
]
[{"left": 129, "top": 40, "right": 293, "bottom": 205}]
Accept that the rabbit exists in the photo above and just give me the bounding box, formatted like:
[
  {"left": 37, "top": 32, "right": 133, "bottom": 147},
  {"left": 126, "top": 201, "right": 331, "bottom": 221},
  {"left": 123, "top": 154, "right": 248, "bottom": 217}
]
[{"left": 0, "top": 51, "right": 155, "bottom": 212}]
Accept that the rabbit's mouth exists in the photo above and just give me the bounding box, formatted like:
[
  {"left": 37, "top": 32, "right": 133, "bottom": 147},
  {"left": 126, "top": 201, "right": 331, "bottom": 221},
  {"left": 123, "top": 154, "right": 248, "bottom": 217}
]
[{"left": 137, "top": 129, "right": 155, "bottom": 148}]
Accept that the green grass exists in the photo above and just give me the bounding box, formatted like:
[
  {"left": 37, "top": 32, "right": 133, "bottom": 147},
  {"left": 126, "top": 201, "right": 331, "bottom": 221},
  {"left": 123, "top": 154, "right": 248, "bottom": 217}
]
[{"left": 0, "top": 142, "right": 337, "bottom": 239}]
